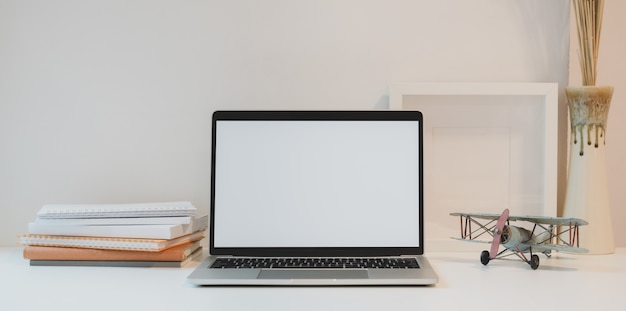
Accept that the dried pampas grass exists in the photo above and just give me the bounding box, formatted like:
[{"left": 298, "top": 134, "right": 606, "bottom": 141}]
[{"left": 572, "top": 0, "right": 605, "bottom": 86}]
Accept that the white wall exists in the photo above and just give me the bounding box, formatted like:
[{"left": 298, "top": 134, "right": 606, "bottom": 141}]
[{"left": 0, "top": 1, "right": 579, "bottom": 246}]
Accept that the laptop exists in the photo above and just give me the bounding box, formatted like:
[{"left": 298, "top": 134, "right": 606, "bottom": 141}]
[{"left": 187, "top": 110, "right": 438, "bottom": 285}]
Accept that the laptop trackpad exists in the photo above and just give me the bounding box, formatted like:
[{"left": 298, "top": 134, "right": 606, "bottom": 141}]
[{"left": 258, "top": 269, "right": 369, "bottom": 279}]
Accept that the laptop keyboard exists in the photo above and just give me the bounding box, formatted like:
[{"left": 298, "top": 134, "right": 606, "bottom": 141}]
[{"left": 209, "top": 257, "right": 420, "bottom": 269}]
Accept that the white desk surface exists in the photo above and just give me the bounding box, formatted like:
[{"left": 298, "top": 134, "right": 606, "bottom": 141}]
[{"left": 2, "top": 246, "right": 625, "bottom": 311}]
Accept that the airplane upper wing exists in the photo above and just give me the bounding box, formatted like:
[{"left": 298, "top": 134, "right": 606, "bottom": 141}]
[
  {"left": 449, "top": 212, "right": 502, "bottom": 220},
  {"left": 506, "top": 215, "right": 588, "bottom": 226},
  {"left": 450, "top": 212, "right": 588, "bottom": 226}
]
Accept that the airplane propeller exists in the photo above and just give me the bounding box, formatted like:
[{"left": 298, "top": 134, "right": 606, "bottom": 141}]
[{"left": 489, "top": 208, "right": 509, "bottom": 259}]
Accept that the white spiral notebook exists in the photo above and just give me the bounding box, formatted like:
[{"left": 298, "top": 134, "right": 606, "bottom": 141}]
[
  {"left": 36, "top": 201, "right": 197, "bottom": 219},
  {"left": 27, "top": 214, "right": 208, "bottom": 239}
]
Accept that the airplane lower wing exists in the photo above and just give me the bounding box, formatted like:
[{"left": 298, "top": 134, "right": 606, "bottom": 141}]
[
  {"left": 520, "top": 243, "right": 589, "bottom": 254},
  {"left": 451, "top": 237, "right": 491, "bottom": 244},
  {"left": 453, "top": 239, "right": 589, "bottom": 254}
]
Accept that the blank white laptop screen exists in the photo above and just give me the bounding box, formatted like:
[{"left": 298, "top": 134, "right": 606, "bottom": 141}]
[{"left": 213, "top": 117, "right": 421, "bottom": 249}]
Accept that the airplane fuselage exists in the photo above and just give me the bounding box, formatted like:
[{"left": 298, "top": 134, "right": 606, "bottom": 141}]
[{"left": 501, "top": 225, "right": 533, "bottom": 251}]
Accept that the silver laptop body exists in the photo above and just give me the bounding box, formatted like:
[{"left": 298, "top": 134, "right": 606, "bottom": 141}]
[{"left": 188, "top": 110, "right": 438, "bottom": 285}]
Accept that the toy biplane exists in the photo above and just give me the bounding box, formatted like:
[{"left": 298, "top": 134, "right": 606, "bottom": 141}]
[{"left": 450, "top": 209, "right": 588, "bottom": 269}]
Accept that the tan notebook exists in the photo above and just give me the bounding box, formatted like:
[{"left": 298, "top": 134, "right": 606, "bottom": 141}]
[{"left": 24, "top": 241, "right": 201, "bottom": 261}]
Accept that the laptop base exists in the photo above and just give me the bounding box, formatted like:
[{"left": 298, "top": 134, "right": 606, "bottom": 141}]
[{"left": 188, "top": 255, "right": 438, "bottom": 286}]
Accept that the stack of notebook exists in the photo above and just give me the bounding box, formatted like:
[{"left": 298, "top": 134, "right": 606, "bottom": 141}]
[{"left": 19, "top": 201, "right": 207, "bottom": 267}]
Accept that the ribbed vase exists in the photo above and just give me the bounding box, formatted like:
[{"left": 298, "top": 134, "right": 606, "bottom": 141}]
[{"left": 562, "top": 86, "right": 614, "bottom": 254}]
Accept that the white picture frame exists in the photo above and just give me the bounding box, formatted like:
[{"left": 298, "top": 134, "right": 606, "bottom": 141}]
[{"left": 389, "top": 83, "right": 558, "bottom": 250}]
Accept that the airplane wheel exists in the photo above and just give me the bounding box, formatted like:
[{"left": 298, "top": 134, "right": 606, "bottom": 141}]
[
  {"left": 480, "top": 251, "right": 490, "bottom": 265},
  {"left": 530, "top": 255, "right": 540, "bottom": 270}
]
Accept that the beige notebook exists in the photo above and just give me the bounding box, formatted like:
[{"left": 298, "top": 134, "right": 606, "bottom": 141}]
[{"left": 19, "top": 230, "right": 205, "bottom": 252}]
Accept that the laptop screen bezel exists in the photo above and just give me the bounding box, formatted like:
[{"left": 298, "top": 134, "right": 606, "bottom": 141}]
[{"left": 209, "top": 110, "right": 424, "bottom": 257}]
